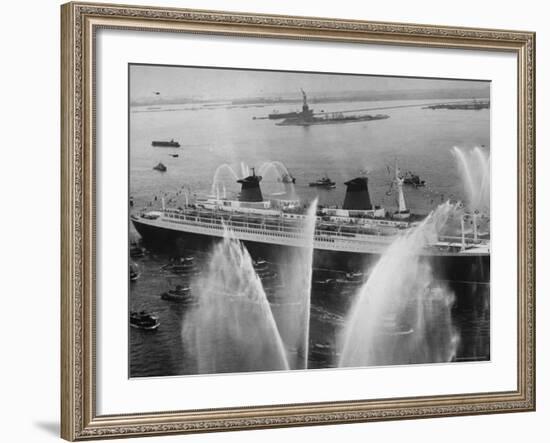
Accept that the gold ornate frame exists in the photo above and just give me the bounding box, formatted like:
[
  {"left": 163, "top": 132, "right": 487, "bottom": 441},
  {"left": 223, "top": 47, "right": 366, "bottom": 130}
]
[{"left": 61, "top": 1, "right": 536, "bottom": 440}]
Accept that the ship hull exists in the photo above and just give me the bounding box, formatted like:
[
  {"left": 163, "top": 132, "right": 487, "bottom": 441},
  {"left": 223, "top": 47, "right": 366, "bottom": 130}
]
[{"left": 132, "top": 218, "right": 489, "bottom": 284}]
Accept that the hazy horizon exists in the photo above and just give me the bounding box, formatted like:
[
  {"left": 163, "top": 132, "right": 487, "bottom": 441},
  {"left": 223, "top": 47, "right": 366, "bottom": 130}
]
[{"left": 130, "top": 64, "right": 490, "bottom": 106}]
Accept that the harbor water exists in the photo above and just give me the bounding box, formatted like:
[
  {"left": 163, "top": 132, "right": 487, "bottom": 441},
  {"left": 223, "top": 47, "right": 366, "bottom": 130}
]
[{"left": 129, "top": 97, "right": 490, "bottom": 377}]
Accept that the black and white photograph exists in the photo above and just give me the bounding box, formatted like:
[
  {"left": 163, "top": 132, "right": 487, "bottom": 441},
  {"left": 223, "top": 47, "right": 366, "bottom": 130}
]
[{"left": 128, "top": 64, "right": 491, "bottom": 378}]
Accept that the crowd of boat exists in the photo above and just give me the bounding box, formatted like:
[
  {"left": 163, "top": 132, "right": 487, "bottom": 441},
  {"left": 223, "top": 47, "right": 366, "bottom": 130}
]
[
  {"left": 129, "top": 246, "right": 197, "bottom": 330},
  {"left": 129, "top": 243, "right": 368, "bottom": 331}
]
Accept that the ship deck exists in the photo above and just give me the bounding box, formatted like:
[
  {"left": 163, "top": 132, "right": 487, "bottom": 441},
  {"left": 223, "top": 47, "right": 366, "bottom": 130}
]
[{"left": 132, "top": 207, "right": 490, "bottom": 257}]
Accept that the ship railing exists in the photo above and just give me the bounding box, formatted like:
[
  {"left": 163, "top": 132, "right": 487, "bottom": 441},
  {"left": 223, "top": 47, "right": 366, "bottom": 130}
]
[
  {"left": 438, "top": 234, "right": 490, "bottom": 245},
  {"left": 173, "top": 215, "right": 305, "bottom": 234},
  {"left": 165, "top": 212, "right": 404, "bottom": 243},
  {"left": 160, "top": 208, "right": 489, "bottom": 246},
  {"left": 163, "top": 207, "right": 392, "bottom": 232}
]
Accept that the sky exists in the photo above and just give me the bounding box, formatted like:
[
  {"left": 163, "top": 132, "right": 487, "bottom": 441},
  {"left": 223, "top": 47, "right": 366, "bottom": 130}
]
[{"left": 130, "top": 64, "right": 489, "bottom": 103}]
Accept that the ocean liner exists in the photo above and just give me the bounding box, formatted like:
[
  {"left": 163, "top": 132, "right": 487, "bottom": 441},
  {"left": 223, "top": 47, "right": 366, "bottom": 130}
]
[{"left": 131, "top": 164, "right": 490, "bottom": 283}]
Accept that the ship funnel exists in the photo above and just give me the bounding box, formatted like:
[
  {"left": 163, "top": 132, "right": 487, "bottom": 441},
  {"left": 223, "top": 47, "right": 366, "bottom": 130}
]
[
  {"left": 343, "top": 177, "right": 373, "bottom": 210},
  {"left": 237, "top": 168, "right": 263, "bottom": 202}
]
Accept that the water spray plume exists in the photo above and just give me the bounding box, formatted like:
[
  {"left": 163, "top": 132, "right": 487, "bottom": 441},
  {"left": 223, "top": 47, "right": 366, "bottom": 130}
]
[
  {"left": 182, "top": 231, "right": 289, "bottom": 374},
  {"left": 339, "top": 202, "right": 460, "bottom": 367},
  {"left": 271, "top": 199, "right": 317, "bottom": 369},
  {"left": 211, "top": 164, "right": 239, "bottom": 196},
  {"left": 452, "top": 146, "right": 490, "bottom": 213}
]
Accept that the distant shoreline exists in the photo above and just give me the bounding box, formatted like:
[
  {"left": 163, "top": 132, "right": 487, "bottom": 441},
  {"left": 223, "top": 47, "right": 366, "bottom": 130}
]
[{"left": 131, "top": 94, "right": 490, "bottom": 108}]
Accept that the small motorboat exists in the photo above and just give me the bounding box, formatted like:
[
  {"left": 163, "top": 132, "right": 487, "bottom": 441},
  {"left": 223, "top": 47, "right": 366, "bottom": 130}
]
[
  {"left": 161, "top": 256, "right": 197, "bottom": 275},
  {"left": 253, "top": 259, "right": 278, "bottom": 282},
  {"left": 253, "top": 259, "right": 269, "bottom": 272},
  {"left": 169, "top": 154, "right": 179, "bottom": 158},
  {"left": 161, "top": 285, "right": 195, "bottom": 304},
  {"left": 336, "top": 271, "right": 365, "bottom": 286},
  {"left": 153, "top": 162, "right": 167, "bottom": 172},
  {"left": 308, "top": 176, "right": 336, "bottom": 189},
  {"left": 130, "top": 311, "right": 160, "bottom": 330}
]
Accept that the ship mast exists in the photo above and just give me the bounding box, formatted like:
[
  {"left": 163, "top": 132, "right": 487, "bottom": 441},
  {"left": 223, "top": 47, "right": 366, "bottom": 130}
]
[
  {"left": 473, "top": 211, "right": 478, "bottom": 242},
  {"left": 394, "top": 159, "right": 407, "bottom": 213},
  {"left": 460, "top": 214, "right": 466, "bottom": 251}
]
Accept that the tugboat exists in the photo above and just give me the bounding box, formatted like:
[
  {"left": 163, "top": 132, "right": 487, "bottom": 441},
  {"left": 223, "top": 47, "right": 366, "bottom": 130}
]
[
  {"left": 161, "top": 256, "right": 198, "bottom": 275},
  {"left": 129, "top": 262, "right": 140, "bottom": 282},
  {"left": 402, "top": 171, "right": 426, "bottom": 187},
  {"left": 130, "top": 311, "right": 160, "bottom": 330},
  {"left": 153, "top": 162, "right": 167, "bottom": 172},
  {"left": 308, "top": 176, "right": 336, "bottom": 189},
  {"left": 161, "top": 285, "right": 195, "bottom": 304},
  {"left": 152, "top": 139, "right": 180, "bottom": 148}
]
